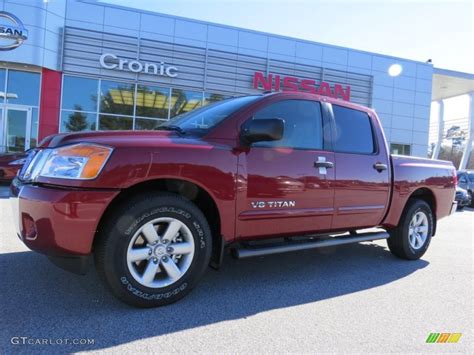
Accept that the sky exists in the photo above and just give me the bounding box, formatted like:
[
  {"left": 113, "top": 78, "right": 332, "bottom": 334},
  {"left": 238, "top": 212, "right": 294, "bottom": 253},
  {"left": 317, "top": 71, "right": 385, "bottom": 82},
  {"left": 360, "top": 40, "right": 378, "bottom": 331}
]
[{"left": 104, "top": 0, "right": 474, "bottom": 74}]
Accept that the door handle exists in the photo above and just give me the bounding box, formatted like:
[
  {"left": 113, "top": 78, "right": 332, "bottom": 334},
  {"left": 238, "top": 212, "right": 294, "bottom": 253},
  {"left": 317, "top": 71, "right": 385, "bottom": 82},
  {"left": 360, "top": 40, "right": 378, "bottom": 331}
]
[
  {"left": 373, "top": 162, "right": 387, "bottom": 172},
  {"left": 315, "top": 156, "right": 333, "bottom": 175},
  {"left": 314, "top": 161, "right": 334, "bottom": 168}
]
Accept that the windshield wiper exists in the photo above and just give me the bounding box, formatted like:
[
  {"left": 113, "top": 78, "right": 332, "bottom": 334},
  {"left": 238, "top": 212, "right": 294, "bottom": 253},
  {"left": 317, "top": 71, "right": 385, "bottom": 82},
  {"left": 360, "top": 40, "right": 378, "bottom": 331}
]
[{"left": 155, "top": 125, "right": 186, "bottom": 135}]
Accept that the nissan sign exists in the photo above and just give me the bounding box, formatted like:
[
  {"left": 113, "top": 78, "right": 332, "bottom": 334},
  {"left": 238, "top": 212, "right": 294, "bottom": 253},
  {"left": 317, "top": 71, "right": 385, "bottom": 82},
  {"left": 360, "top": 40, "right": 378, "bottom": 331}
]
[
  {"left": 0, "top": 11, "right": 28, "bottom": 50},
  {"left": 253, "top": 71, "right": 351, "bottom": 101},
  {"left": 100, "top": 53, "right": 178, "bottom": 77}
]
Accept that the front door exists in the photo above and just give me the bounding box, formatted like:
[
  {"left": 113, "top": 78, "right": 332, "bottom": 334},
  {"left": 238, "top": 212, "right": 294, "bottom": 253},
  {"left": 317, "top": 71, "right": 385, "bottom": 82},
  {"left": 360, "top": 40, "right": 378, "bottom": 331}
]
[
  {"left": 4, "top": 107, "right": 32, "bottom": 152},
  {"left": 236, "top": 98, "right": 335, "bottom": 239}
]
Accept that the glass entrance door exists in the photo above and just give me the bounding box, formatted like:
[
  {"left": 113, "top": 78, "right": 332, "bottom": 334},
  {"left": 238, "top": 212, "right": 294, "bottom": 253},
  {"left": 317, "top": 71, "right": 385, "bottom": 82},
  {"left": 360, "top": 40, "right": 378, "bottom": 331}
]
[
  {"left": 5, "top": 107, "right": 32, "bottom": 152},
  {"left": 0, "top": 108, "right": 3, "bottom": 152}
]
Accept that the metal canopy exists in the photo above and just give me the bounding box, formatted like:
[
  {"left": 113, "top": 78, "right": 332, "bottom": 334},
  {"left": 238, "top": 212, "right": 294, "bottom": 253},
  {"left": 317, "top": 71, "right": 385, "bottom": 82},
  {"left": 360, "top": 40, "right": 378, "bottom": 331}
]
[
  {"left": 431, "top": 68, "right": 474, "bottom": 169},
  {"left": 432, "top": 68, "right": 474, "bottom": 101}
]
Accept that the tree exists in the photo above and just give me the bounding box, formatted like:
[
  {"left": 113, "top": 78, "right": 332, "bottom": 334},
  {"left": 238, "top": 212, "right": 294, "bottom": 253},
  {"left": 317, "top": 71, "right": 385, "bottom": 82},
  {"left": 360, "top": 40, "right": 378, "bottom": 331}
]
[
  {"left": 431, "top": 125, "right": 470, "bottom": 168},
  {"left": 65, "top": 105, "right": 89, "bottom": 132},
  {"left": 438, "top": 145, "right": 463, "bottom": 168}
]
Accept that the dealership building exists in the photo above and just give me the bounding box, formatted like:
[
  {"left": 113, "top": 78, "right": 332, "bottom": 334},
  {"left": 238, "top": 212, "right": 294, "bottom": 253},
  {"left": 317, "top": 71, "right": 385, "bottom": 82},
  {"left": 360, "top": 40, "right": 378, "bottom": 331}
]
[{"left": 0, "top": 0, "right": 473, "bottom": 165}]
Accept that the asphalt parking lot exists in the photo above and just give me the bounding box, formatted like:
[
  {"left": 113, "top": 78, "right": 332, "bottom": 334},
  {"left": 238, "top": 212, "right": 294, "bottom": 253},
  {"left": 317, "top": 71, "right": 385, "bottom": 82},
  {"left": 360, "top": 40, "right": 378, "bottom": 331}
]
[{"left": 0, "top": 185, "right": 472, "bottom": 353}]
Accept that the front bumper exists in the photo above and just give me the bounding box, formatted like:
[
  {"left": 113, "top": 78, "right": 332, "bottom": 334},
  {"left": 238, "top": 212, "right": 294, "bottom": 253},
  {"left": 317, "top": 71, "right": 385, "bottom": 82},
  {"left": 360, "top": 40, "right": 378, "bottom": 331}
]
[{"left": 10, "top": 178, "right": 119, "bottom": 256}]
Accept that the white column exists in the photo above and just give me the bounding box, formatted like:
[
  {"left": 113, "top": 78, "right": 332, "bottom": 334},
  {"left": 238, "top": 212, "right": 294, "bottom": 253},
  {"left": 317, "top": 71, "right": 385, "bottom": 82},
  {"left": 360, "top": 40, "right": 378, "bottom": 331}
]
[
  {"left": 432, "top": 100, "right": 444, "bottom": 159},
  {"left": 459, "top": 92, "right": 474, "bottom": 169}
]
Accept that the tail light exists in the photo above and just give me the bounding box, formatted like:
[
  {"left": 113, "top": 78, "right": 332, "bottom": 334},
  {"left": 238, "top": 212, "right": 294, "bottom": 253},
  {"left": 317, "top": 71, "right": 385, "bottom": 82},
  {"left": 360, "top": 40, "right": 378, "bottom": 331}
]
[{"left": 452, "top": 170, "right": 458, "bottom": 186}]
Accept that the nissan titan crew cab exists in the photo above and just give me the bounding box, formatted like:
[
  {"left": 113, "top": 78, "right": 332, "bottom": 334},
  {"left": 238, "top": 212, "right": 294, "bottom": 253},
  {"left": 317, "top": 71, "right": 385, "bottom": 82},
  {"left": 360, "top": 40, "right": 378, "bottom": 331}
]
[{"left": 10, "top": 92, "right": 457, "bottom": 307}]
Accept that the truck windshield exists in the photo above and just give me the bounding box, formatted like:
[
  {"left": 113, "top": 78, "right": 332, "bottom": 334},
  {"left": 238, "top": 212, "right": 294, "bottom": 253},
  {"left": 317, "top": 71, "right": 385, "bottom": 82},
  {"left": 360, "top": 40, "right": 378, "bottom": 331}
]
[{"left": 157, "top": 95, "right": 260, "bottom": 135}]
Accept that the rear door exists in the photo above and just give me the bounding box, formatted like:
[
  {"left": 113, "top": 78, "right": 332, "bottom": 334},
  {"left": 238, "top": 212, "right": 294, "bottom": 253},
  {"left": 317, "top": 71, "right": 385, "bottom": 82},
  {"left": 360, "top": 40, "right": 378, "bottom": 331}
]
[{"left": 329, "top": 104, "right": 391, "bottom": 230}]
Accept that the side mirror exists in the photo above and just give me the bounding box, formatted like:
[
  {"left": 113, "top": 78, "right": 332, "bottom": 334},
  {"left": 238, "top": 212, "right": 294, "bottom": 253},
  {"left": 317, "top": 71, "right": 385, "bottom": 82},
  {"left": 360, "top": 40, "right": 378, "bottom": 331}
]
[{"left": 240, "top": 118, "right": 284, "bottom": 145}]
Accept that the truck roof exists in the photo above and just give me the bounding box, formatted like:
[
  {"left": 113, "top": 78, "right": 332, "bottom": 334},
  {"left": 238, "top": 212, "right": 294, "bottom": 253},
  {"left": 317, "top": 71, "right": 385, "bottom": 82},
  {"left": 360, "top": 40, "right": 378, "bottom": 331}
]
[{"left": 262, "top": 91, "right": 376, "bottom": 114}]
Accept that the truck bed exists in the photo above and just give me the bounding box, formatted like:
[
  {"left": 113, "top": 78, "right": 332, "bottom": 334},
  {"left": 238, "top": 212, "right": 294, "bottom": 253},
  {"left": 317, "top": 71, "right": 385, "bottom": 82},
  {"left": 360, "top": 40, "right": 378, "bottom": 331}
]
[{"left": 382, "top": 155, "right": 456, "bottom": 229}]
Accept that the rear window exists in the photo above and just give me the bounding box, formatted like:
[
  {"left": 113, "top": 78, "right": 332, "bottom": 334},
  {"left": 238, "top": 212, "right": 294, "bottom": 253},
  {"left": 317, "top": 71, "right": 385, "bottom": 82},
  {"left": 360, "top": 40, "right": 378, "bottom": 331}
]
[
  {"left": 468, "top": 173, "right": 474, "bottom": 182},
  {"left": 332, "top": 105, "right": 375, "bottom": 154}
]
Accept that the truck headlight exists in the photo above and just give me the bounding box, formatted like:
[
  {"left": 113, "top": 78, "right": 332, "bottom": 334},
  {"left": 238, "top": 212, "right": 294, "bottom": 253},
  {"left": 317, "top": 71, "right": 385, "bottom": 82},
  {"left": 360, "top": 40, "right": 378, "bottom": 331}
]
[{"left": 38, "top": 144, "right": 113, "bottom": 180}]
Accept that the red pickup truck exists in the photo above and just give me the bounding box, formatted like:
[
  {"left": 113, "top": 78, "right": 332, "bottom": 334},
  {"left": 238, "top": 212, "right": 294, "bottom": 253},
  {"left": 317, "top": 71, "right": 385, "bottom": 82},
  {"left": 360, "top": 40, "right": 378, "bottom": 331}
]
[{"left": 10, "top": 92, "right": 457, "bottom": 307}]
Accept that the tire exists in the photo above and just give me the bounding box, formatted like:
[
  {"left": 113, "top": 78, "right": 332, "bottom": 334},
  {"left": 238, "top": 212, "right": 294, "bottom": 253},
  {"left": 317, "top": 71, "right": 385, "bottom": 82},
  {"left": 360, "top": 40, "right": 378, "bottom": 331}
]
[
  {"left": 469, "top": 192, "right": 474, "bottom": 208},
  {"left": 387, "top": 199, "right": 434, "bottom": 260},
  {"left": 95, "top": 192, "right": 212, "bottom": 308},
  {"left": 457, "top": 205, "right": 464, "bottom": 211}
]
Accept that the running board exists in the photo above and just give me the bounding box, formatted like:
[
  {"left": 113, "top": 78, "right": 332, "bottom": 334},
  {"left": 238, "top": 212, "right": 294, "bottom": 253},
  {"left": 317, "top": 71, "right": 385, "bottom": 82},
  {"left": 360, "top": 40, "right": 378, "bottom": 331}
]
[{"left": 234, "top": 231, "right": 389, "bottom": 259}]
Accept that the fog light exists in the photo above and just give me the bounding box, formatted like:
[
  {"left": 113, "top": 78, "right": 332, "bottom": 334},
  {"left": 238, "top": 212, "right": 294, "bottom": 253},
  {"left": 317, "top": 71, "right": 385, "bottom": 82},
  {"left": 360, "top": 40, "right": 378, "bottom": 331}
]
[{"left": 21, "top": 213, "right": 37, "bottom": 240}]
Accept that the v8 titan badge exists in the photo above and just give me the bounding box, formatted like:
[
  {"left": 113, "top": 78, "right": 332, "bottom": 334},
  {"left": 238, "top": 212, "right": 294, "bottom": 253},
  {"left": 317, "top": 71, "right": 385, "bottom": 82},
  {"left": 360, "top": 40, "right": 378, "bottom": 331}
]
[
  {"left": 251, "top": 201, "right": 296, "bottom": 208},
  {"left": 0, "top": 11, "right": 28, "bottom": 50}
]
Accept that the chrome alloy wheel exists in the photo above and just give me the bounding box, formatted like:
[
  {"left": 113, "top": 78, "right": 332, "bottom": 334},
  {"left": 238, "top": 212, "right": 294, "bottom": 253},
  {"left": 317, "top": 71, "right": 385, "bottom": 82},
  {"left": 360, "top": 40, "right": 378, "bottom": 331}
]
[
  {"left": 408, "top": 211, "right": 429, "bottom": 250},
  {"left": 126, "top": 218, "right": 195, "bottom": 288}
]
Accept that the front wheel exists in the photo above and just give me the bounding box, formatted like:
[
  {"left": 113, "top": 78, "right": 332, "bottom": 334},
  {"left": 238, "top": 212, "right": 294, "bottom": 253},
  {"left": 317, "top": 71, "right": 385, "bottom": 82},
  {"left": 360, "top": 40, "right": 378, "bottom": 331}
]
[
  {"left": 387, "top": 199, "right": 434, "bottom": 260},
  {"left": 95, "top": 192, "right": 212, "bottom": 307}
]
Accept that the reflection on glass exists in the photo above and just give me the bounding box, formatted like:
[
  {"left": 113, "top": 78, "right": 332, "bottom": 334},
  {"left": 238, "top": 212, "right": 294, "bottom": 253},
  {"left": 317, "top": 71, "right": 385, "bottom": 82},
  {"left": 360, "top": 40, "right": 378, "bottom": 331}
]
[
  {"left": 99, "top": 114, "right": 133, "bottom": 131},
  {"left": 61, "top": 109, "right": 97, "bottom": 132},
  {"left": 6, "top": 109, "right": 27, "bottom": 152},
  {"left": 6, "top": 70, "right": 41, "bottom": 106},
  {"left": 30, "top": 108, "right": 39, "bottom": 148},
  {"left": 390, "top": 143, "right": 411, "bottom": 156},
  {"left": 170, "top": 89, "right": 202, "bottom": 117},
  {"left": 62, "top": 76, "right": 98, "bottom": 112},
  {"left": 135, "top": 118, "right": 164, "bottom": 130},
  {"left": 135, "top": 85, "right": 170, "bottom": 118},
  {"left": 161, "top": 96, "right": 260, "bottom": 135},
  {"left": 100, "top": 80, "right": 135, "bottom": 116},
  {"left": 203, "top": 93, "right": 228, "bottom": 106},
  {"left": 0, "top": 69, "right": 5, "bottom": 102}
]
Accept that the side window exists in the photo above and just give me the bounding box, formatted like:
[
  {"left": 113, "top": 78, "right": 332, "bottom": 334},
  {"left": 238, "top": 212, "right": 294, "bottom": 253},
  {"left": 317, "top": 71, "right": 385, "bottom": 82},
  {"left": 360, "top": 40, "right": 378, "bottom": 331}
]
[
  {"left": 332, "top": 105, "right": 375, "bottom": 154},
  {"left": 253, "top": 100, "right": 323, "bottom": 150},
  {"left": 458, "top": 174, "right": 467, "bottom": 183}
]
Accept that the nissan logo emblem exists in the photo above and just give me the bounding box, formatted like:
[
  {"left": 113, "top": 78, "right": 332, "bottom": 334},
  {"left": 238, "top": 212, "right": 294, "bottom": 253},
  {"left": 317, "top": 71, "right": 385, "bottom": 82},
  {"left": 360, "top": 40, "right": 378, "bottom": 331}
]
[{"left": 0, "top": 11, "right": 28, "bottom": 51}]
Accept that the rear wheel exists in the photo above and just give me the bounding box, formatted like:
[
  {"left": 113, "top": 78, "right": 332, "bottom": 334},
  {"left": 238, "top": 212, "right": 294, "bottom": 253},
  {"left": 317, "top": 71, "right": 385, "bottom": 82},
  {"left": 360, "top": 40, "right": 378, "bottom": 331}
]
[
  {"left": 387, "top": 199, "right": 434, "bottom": 260},
  {"left": 95, "top": 192, "right": 212, "bottom": 307}
]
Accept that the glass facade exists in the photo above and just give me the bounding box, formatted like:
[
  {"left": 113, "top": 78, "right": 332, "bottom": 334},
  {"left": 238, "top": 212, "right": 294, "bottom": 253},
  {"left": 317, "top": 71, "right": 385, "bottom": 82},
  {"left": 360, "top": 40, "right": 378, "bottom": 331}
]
[
  {"left": 60, "top": 110, "right": 96, "bottom": 132},
  {"left": 30, "top": 108, "right": 39, "bottom": 149},
  {"left": 170, "top": 89, "right": 203, "bottom": 117},
  {"left": 100, "top": 80, "right": 135, "bottom": 116},
  {"left": 135, "top": 85, "right": 170, "bottom": 119},
  {"left": 62, "top": 76, "right": 98, "bottom": 112},
  {"left": 99, "top": 114, "right": 133, "bottom": 131},
  {"left": 60, "top": 75, "right": 230, "bottom": 132},
  {"left": 204, "top": 93, "right": 229, "bottom": 106},
  {"left": 6, "top": 70, "right": 41, "bottom": 106},
  {"left": 0, "top": 68, "right": 41, "bottom": 152},
  {"left": 390, "top": 143, "right": 411, "bottom": 155}
]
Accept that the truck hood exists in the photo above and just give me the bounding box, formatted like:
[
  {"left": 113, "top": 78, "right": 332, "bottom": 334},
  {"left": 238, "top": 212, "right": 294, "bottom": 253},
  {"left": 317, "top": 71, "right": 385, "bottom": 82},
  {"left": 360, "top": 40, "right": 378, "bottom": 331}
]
[{"left": 39, "top": 130, "right": 206, "bottom": 149}]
